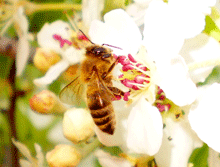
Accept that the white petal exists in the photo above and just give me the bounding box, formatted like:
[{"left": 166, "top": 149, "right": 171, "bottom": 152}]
[
  {"left": 37, "top": 21, "right": 72, "bottom": 54},
  {"left": 143, "top": 0, "right": 185, "bottom": 60},
  {"left": 208, "top": 148, "right": 220, "bottom": 167},
  {"left": 34, "top": 60, "right": 69, "bottom": 86},
  {"left": 180, "top": 33, "right": 220, "bottom": 83},
  {"left": 14, "top": 7, "right": 29, "bottom": 34},
  {"left": 188, "top": 83, "right": 220, "bottom": 153},
  {"left": 126, "top": 3, "right": 147, "bottom": 27},
  {"left": 62, "top": 47, "right": 84, "bottom": 64},
  {"left": 95, "top": 150, "right": 132, "bottom": 167},
  {"left": 82, "top": 0, "right": 104, "bottom": 28},
  {"left": 156, "top": 56, "right": 197, "bottom": 106},
  {"left": 155, "top": 118, "right": 203, "bottom": 167},
  {"left": 89, "top": 9, "right": 142, "bottom": 55},
  {"left": 126, "top": 97, "right": 163, "bottom": 155},
  {"left": 16, "top": 35, "right": 30, "bottom": 76},
  {"left": 95, "top": 100, "right": 131, "bottom": 153}
]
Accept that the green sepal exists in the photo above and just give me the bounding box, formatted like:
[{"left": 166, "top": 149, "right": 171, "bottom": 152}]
[{"left": 188, "top": 143, "right": 209, "bottom": 167}]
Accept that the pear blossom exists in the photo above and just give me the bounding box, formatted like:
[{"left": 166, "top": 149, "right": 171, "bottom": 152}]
[
  {"left": 188, "top": 83, "right": 220, "bottom": 153},
  {"left": 88, "top": 0, "right": 209, "bottom": 155},
  {"left": 34, "top": 21, "right": 84, "bottom": 86}
]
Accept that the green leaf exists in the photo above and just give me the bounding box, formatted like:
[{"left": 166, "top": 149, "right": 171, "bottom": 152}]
[
  {"left": 188, "top": 144, "right": 209, "bottom": 167},
  {"left": 203, "top": 15, "right": 220, "bottom": 42}
]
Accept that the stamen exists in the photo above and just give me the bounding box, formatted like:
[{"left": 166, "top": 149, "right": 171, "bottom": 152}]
[
  {"left": 128, "top": 54, "right": 137, "bottom": 63},
  {"left": 53, "top": 34, "right": 72, "bottom": 48},
  {"left": 123, "top": 92, "right": 130, "bottom": 101}
]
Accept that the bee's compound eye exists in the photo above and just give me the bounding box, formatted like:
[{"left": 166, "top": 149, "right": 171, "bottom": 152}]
[
  {"left": 93, "top": 47, "right": 105, "bottom": 55},
  {"left": 102, "top": 54, "right": 111, "bottom": 59}
]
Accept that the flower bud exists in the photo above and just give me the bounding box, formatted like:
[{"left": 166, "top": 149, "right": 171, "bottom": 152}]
[
  {"left": 33, "top": 48, "right": 61, "bottom": 72},
  {"left": 29, "top": 90, "right": 66, "bottom": 114},
  {"left": 46, "top": 144, "right": 81, "bottom": 167},
  {"left": 63, "top": 108, "right": 95, "bottom": 143}
]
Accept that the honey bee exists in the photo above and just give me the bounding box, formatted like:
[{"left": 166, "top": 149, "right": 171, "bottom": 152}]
[{"left": 60, "top": 36, "right": 124, "bottom": 135}]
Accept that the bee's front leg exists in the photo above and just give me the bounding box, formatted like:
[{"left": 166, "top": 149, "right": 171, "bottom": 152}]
[{"left": 107, "top": 86, "right": 124, "bottom": 96}]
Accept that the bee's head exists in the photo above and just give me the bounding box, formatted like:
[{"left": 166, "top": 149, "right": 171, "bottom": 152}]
[{"left": 86, "top": 45, "right": 113, "bottom": 61}]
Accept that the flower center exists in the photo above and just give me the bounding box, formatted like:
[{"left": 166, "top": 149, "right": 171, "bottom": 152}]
[{"left": 116, "top": 54, "right": 151, "bottom": 103}]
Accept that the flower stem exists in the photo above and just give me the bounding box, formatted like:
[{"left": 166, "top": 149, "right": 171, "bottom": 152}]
[
  {"left": 81, "top": 138, "right": 102, "bottom": 158},
  {"left": 24, "top": 1, "right": 82, "bottom": 15},
  {"left": 188, "top": 58, "right": 220, "bottom": 71}
]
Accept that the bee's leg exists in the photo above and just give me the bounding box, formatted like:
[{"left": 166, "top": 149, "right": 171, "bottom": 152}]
[
  {"left": 108, "top": 86, "right": 124, "bottom": 96},
  {"left": 102, "top": 57, "right": 119, "bottom": 79},
  {"left": 85, "top": 66, "right": 96, "bottom": 81}
]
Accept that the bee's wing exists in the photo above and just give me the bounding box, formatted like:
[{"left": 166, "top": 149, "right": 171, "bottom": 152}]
[{"left": 59, "top": 76, "right": 87, "bottom": 107}]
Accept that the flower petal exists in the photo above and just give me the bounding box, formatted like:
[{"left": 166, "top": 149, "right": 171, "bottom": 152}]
[
  {"left": 126, "top": 97, "right": 163, "bottom": 155},
  {"left": 37, "top": 21, "right": 72, "bottom": 54},
  {"left": 155, "top": 56, "right": 197, "bottom": 106},
  {"left": 155, "top": 118, "right": 203, "bottom": 167},
  {"left": 89, "top": 9, "right": 142, "bottom": 55},
  {"left": 143, "top": 0, "right": 185, "bottom": 61},
  {"left": 62, "top": 47, "right": 84, "bottom": 64},
  {"left": 208, "top": 148, "right": 220, "bottom": 167},
  {"left": 95, "top": 149, "right": 132, "bottom": 167},
  {"left": 34, "top": 60, "right": 69, "bottom": 86},
  {"left": 188, "top": 83, "right": 220, "bottom": 153},
  {"left": 180, "top": 33, "right": 220, "bottom": 83},
  {"left": 95, "top": 100, "right": 131, "bottom": 153}
]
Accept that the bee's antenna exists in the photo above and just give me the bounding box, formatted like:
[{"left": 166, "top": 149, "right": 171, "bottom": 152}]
[
  {"left": 79, "top": 29, "right": 94, "bottom": 44},
  {"left": 102, "top": 44, "right": 122, "bottom": 50}
]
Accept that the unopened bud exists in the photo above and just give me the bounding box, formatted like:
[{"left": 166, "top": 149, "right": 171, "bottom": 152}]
[
  {"left": 33, "top": 48, "right": 61, "bottom": 72},
  {"left": 29, "top": 90, "right": 66, "bottom": 114},
  {"left": 46, "top": 144, "right": 81, "bottom": 167},
  {"left": 63, "top": 108, "right": 95, "bottom": 143}
]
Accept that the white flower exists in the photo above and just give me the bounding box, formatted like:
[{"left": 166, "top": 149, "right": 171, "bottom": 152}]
[
  {"left": 188, "top": 83, "right": 220, "bottom": 153},
  {"left": 34, "top": 21, "right": 83, "bottom": 86},
  {"left": 95, "top": 149, "right": 133, "bottom": 167},
  {"left": 88, "top": 0, "right": 216, "bottom": 157}
]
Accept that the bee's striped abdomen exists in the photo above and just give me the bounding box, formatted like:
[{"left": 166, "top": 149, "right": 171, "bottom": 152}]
[{"left": 87, "top": 90, "right": 116, "bottom": 135}]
